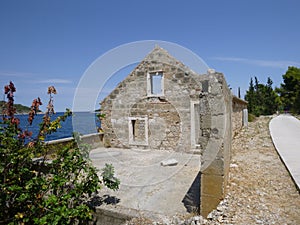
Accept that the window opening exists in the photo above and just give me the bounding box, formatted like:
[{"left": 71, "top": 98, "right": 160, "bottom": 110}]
[
  {"left": 128, "top": 117, "right": 148, "bottom": 146},
  {"left": 151, "top": 73, "right": 162, "bottom": 95},
  {"left": 147, "top": 72, "right": 164, "bottom": 96},
  {"left": 191, "top": 101, "right": 201, "bottom": 148},
  {"left": 132, "top": 119, "right": 136, "bottom": 141}
]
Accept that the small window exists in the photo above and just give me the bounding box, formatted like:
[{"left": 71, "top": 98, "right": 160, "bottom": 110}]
[{"left": 147, "top": 72, "right": 164, "bottom": 96}]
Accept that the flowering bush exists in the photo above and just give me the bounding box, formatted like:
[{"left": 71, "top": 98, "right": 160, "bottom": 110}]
[{"left": 0, "top": 82, "right": 119, "bottom": 224}]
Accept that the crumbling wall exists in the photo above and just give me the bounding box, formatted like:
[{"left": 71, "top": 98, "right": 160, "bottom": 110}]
[
  {"left": 101, "top": 47, "right": 209, "bottom": 152},
  {"left": 100, "top": 47, "right": 234, "bottom": 217},
  {"left": 200, "top": 72, "right": 232, "bottom": 217}
]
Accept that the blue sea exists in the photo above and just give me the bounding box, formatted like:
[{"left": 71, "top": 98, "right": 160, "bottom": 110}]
[{"left": 14, "top": 112, "right": 100, "bottom": 141}]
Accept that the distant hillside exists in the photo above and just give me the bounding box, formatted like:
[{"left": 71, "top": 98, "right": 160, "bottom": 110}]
[{"left": 0, "top": 101, "right": 40, "bottom": 114}]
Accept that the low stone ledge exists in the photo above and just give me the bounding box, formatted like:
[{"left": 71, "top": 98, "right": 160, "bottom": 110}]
[
  {"left": 45, "top": 132, "right": 104, "bottom": 148},
  {"left": 92, "top": 205, "right": 170, "bottom": 225}
]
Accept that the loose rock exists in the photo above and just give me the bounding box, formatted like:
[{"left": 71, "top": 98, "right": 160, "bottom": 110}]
[{"left": 160, "top": 159, "right": 178, "bottom": 166}]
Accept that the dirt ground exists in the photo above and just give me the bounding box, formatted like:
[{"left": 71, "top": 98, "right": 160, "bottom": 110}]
[
  {"left": 127, "top": 116, "right": 300, "bottom": 224},
  {"left": 220, "top": 116, "right": 300, "bottom": 224}
]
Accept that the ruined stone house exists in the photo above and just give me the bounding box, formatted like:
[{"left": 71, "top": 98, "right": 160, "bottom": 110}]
[{"left": 100, "top": 46, "right": 247, "bottom": 216}]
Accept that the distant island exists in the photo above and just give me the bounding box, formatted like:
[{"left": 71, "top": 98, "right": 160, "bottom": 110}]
[{"left": 0, "top": 101, "right": 41, "bottom": 114}]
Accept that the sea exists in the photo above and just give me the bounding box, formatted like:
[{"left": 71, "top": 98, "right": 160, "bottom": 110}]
[{"left": 13, "top": 112, "right": 101, "bottom": 141}]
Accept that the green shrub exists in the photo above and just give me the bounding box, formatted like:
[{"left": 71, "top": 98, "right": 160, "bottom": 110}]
[{"left": 0, "top": 82, "right": 119, "bottom": 224}]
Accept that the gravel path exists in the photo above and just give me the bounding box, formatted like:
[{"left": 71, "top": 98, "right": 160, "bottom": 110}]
[
  {"left": 127, "top": 116, "right": 300, "bottom": 224},
  {"left": 220, "top": 116, "right": 300, "bottom": 224}
]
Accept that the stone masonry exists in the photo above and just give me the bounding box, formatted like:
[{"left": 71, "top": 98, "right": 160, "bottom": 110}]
[
  {"left": 100, "top": 46, "right": 245, "bottom": 217},
  {"left": 232, "top": 95, "right": 248, "bottom": 137}
]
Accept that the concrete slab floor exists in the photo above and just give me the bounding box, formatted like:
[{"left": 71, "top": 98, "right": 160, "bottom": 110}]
[{"left": 89, "top": 147, "right": 201, "bottom": 217}]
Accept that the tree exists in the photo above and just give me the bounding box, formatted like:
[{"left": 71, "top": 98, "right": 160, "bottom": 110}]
[
  {"left": 0, "top": 82, "right": 120, "bottom": 224},
  {"left": 245, "top": 77, "right": 278, "bottom": 116},
  {"left": 264, "top": 77, "right": 278, "bottom": 115},
  {"left": 245, "top": 77, "right": 255, "bottom": 114},
  {"left": 276, "top": 66, "right": 300, "bottom": 113}
]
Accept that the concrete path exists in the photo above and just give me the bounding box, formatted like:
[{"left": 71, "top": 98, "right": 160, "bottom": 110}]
[{"left": 269, "top": 114, "right": 300, "bottom": 191}]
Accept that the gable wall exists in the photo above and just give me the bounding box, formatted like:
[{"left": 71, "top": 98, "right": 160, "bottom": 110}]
[{"left": 100, "top": 59, "right": 211, "bottom": 152}]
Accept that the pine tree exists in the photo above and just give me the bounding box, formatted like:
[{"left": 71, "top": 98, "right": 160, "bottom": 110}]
[
  {"left": 264, "top": 77, "right": 277, "bottom": 115},
  {"left": 245, "top": 77, "right": 278, "bottom": 116},
  {"left": 245, "top": 77, "right": 255, "bottom": 114}
]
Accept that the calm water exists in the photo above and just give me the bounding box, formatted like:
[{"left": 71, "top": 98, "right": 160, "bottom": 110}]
[{"left": 13, "top": 112, "right": 100, "bottom": 141}]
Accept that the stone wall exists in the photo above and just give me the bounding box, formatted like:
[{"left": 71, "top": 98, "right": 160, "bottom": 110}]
[
  {"left": 46, "top": 133, "right": 104, "bottom": 153},
  {"left": 199, "top": 72, "right": 232, "bottom": 217},
  {"left": 129, "top": 98, "right": 181, "bottom": 150},
  {"left": 232, "top": 96, "right": 248, "bottom": 137},
  {"left": 101, "top": 47, "right": 209, "bottom": 152}
]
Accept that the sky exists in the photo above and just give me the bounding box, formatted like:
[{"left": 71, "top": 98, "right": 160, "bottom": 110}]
[{"left": 0, "top": 0, "right": 300, "bottom": 112}]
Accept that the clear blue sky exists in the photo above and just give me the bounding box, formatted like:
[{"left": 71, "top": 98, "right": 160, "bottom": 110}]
[{"left": 1, "top": 0, "right": 300, "bottom": 112}]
